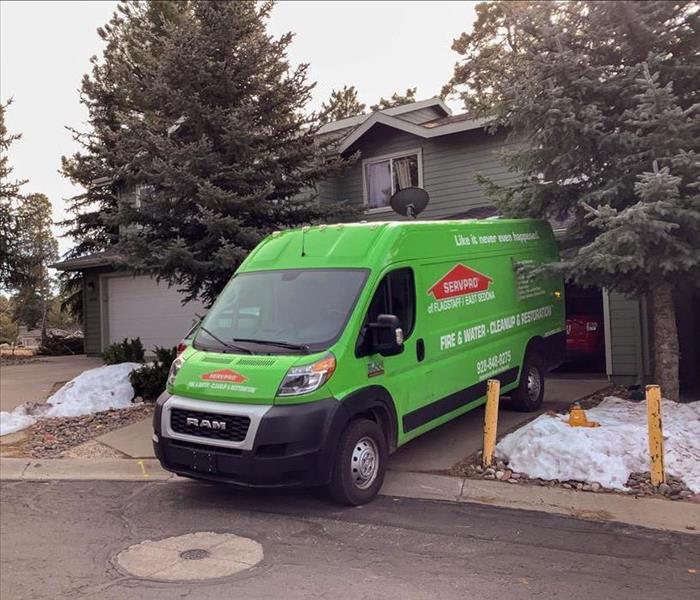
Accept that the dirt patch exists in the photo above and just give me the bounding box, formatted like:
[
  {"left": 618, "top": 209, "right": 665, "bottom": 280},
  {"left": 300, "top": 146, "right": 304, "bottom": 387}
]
[
  {"left": 0, "top": 355, "right": 47, "bottom": 366},
  {"left": 4, "top": 403, "right": 154, "bottom": 458},
  {"left": 61, "top": 439, "right": 128, "bottom": 459}
]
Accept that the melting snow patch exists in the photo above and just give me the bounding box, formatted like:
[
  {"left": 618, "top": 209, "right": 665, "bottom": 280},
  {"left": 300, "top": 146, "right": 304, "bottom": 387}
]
[
  {"left": 0, "top": 362, "right": 142, "bottom": 436},
  {"left": 0, "top": 406, "right": 37, "bottom": 436},
  {"left": 496, "top": 396, "right": 700, "bottom": 493}
]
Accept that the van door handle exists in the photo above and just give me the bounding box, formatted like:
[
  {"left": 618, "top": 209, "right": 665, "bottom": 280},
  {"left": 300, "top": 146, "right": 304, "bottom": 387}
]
[{"left": 416, "top": 338, "right": 425, "bottom": 362}]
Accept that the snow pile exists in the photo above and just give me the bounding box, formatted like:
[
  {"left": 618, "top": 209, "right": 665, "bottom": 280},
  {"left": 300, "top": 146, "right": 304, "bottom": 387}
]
[
  {"left": 0, "top": 362, "right": 142, "bottom": 436},
  {"left": 0, "top": 406, "right": 37, "bottom": 436},
  {"left": 496, "top": 396, "right": 700, "bottom": 492},
  {"left": 41, "top": 362, "right": 141, "bottom": 417}
]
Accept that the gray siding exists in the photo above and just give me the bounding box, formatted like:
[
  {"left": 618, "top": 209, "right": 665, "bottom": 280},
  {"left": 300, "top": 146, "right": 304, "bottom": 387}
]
[
  {"left": 608, "top": 292, "right": 647, "bottom": 384},
  {"left": 394, "top": 106, "right": 446, "bottom": 125},
  {"left": 327, "top": 125, "right": 519, "bottom": 220}
]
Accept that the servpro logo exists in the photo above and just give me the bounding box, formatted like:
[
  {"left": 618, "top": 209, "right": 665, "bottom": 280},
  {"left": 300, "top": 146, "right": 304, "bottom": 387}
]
[
  {"left": 428, "top": 264, "right": 493, "bottom": 300},
  {"left": 201, "top": 369, "right": 247, "bottom": 384}
]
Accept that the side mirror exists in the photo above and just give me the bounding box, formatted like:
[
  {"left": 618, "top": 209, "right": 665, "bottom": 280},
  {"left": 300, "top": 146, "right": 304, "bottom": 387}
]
[{"left": 368, "top": 314, "right": 404, "bottom": 357}]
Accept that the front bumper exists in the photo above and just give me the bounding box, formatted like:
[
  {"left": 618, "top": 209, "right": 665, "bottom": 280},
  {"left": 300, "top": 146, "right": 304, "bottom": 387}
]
[{"left": 153, "top": 392, "right": 344, "bottom": 488}]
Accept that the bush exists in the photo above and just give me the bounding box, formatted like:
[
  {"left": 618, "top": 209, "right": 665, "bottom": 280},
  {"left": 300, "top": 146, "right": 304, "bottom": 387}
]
[
  {"left": 129, "top": 346, "right": 177, "bottom": 401},
  {"left": 38, "top": 332, "right": 84, "bottom": 356},
  {"left": 103, "top": 337, "right": 145, "bottom": 364}
]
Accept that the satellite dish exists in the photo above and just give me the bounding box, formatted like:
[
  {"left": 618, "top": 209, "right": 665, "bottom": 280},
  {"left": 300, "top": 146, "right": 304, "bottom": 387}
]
[{"left": 390, "top": 187, "right": 430, "bottom": 219}]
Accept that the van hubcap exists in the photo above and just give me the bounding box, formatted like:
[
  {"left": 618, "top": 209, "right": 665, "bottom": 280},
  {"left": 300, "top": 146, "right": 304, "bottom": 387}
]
[
  {"left": 528, "top": 367, "right": 542, "bottom": 401},
  {"left": 351, "top": 437, "right": 379, "bottom": 490}
]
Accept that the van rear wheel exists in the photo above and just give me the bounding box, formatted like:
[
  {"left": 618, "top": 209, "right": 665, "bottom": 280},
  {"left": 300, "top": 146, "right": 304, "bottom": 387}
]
[
  {"left": 510, "top": 351, "right": 545, "bottom": 412},
  {"left": 328, "top": 418, "right": 387, "bottom": 506}
]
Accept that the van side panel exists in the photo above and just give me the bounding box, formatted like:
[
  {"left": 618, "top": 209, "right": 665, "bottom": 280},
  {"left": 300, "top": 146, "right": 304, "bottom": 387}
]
[{"left": 396, "top": 224, "right": 564, "bottom": 444}]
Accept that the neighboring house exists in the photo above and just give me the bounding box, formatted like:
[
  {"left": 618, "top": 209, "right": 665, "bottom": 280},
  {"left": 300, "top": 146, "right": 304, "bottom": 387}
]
[{"left": 52, "top": 97, "right": 698, "bottom": 394}]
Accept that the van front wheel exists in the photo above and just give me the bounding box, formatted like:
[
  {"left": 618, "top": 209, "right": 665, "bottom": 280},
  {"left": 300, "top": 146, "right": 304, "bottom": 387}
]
[
  {"left": 510, "top": 352, "right": 545, "bottom": 412},
  {"left": 328, "top": 418, "right": 387, "bottom": 506}
]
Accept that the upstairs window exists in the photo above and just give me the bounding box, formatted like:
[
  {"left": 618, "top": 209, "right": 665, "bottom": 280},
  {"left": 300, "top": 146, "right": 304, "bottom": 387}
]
[{"left": 363, "top": 150, "right": 422, "bottom": 210}]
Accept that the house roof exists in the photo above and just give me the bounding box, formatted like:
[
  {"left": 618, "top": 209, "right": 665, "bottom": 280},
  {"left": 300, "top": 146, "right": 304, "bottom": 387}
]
[
  {"left": 51, "top": 248, "right": 120, "bottom": 272},
  {"left": 317, "top": 96, "right": 492, "bottom": 155},
  {"left": 317, "top": 96, "right": 452, "bottom": 136},
  {"left": 335, "top": 112, "right": 491, "bottom": 154}
]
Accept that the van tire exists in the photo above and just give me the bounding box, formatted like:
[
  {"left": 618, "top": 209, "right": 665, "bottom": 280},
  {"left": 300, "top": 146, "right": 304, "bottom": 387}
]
[
  {"left": 328, "top": 418, "right": 387, "bottom": 506},
  {"left": 510, "top": 351, "right": 545, "bottom": 412}
]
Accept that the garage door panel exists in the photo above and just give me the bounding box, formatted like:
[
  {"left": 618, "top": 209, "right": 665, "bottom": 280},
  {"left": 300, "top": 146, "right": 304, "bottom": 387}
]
[{"left": 106, "top": 276, "right": 205, "bottom": 351}]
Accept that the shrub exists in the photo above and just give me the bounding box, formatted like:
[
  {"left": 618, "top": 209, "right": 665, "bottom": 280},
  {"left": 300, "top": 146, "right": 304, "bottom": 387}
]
[
  {"left": 129, "top": 346, "right": 177, "bottom": 401},
  {"left": 102, "top": 337, "right": 145, "bottom": 365},
  {"left": 38, "top": 332, "right": 84, "bottom": 356}
]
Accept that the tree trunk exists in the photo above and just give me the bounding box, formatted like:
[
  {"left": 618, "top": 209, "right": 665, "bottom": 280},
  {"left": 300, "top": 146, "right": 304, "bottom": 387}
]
[
  {"left": 650, "top": 284, "right": 680, "bottom": 401},
  {"left": 40, "top": 293, "right": 48, "bottom": 348}
]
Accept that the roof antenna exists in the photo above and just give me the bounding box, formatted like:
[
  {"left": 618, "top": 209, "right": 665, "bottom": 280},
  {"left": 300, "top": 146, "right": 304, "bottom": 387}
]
[{"left": 301, "top": 225, "right": 309, "bottom": 257}]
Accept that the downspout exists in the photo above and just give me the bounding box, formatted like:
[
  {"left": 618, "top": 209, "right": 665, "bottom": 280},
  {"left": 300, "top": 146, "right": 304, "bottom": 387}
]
[{"left": 602, "top": 287, "right": 613, "bottom": 381}]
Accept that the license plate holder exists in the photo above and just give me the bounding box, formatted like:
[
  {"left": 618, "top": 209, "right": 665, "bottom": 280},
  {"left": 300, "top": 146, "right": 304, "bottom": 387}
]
[{"left": 191, "top": 449, "right": 218, "bottom": 474}]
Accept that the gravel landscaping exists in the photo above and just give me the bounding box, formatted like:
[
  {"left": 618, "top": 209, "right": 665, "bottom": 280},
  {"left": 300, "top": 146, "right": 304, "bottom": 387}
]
[
  {"left": 14, "top": 403, "right": 153, "bottom": 458},
  {"left": 451, "top": 385, "right": 699, "bottom": 502}
]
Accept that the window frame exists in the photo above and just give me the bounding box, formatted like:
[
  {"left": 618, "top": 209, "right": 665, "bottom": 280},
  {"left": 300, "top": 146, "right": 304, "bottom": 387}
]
[
  {"left": 361, "top": 148, "right": 423, "bottom": 212},
  {"left": 355, "top": 267, "right": 417, "bottom": 357}
]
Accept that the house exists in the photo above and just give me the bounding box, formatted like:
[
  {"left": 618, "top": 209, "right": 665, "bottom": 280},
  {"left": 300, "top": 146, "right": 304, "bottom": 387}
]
[{"left": 52, "top": 98, "right": 698, "bottom": 394}]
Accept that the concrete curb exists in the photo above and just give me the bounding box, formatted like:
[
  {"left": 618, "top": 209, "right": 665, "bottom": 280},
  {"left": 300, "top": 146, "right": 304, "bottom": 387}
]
[
  {"left": 0, "top": 458, "right": 175, "bottom": 482},
  {"left": 2, "top": 458, "right": 698, "bottom": 533},
  {"left": 382, "top": 471, "right": 700, "bottom": 533}
]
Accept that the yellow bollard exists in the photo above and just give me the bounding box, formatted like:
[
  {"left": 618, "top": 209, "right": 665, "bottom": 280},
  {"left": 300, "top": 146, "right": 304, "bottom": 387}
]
[
  {"left": 482, "top": 379, "right": 501, "bottom": 468},
  {"left": 646, "top": 385, "right": 665, "bottom": 486}
]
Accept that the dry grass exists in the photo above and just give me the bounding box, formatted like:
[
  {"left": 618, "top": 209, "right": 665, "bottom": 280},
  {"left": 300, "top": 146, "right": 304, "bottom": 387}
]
[{"left": 0, "top": 347, "right": 35, "bottom": 358}]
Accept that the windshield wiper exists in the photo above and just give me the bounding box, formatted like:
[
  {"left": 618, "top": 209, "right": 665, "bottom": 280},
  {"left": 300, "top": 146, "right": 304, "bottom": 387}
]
[
  {"left": 198, "top": 326, "right": 253, "bottom": 354},
  {"left": 232, "top": 338, "right": 310, "bottom": 354}
]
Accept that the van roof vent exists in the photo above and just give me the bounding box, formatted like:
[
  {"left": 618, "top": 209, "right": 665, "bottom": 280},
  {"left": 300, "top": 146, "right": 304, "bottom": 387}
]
[{"left": 236, "top": 357, "right": 278, "bottom": 366}]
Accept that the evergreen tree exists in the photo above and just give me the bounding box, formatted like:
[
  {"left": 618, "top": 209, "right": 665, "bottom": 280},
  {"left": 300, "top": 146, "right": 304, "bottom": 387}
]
[
  {"left": 0, "top": 100, "right": 28, "bottom": 289},
  {"left": 12, "top": 193, "right": 58, "bottom": 337},
  {"left": 320, "top": 85, "right": 366, "bottom": 123},
  {"left": 63, "top": 0, "right": 353, "bottom": 305},
  {"left": 445, "top": 1, "right": 700, "bottom": 400},
  {"left": 370, "top": 87, "right": 417, "bottom": 112}
]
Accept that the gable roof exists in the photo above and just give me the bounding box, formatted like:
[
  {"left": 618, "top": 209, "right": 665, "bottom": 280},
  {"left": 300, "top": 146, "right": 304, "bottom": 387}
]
[
  {"left": 335, "top": 111, "right": 491, "bottom": 154},
  {"left": 317, "top": 96, "right": 452, "bottom": 136}
]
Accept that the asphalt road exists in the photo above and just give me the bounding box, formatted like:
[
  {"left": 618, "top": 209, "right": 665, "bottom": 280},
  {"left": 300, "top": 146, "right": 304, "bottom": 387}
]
[{"left": 1, "top": 480, "right": 698, "bottom": 600}]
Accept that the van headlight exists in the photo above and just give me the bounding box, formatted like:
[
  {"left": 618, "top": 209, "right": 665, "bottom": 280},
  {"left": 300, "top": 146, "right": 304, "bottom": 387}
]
[
  {"left": 278, "top": 353, "right": 336, "bottom": 397},
  {"left": 167, "top": 355, "right": 185, "bottom": 390}
]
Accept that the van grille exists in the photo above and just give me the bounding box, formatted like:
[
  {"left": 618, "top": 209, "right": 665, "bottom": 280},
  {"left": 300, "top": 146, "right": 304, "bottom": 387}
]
[{"left": 170, "top": 408, "right": 250, "bottom": 442}]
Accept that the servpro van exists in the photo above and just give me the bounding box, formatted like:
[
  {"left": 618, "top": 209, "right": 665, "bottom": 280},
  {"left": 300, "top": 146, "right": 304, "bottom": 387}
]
[{"left": 153, "top": 219, "right": 565, "bottom": 505}]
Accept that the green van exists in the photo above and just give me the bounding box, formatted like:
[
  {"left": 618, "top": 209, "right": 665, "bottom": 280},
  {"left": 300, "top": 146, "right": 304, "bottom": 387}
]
[{"left": 153, "top": 219, "right": 565, "bottom": 504}]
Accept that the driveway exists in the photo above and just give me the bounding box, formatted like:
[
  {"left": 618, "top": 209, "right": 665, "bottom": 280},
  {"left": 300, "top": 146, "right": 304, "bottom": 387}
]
[
  {"left": 97, "top": 373, "right": 609, "bottom": 470},
  {"left": 0, "top": 355, "right": 104, "bottom": 412},
  {"left": 389, "top": 374, "right": 609, "bottom": 472}
]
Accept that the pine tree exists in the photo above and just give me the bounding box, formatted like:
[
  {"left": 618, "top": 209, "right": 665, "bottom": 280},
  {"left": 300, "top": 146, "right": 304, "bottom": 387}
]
[
  {"left": 63, "top": 1, "right": 353, "bottom": 305},
  {"left": 370, "top": 87, "right": 417, "bottom": 112},
  {"left": 320, "top": 85, "right": 366, "bottom": 123},
  {"left": 12, "top": 193, "right": 58, "bottom": 337},
  {"left": 445, "top": 1, "right": 700, "bottom": 400},
  {"left": 0, "top": 100, "right": 28, "bottom": 289}
]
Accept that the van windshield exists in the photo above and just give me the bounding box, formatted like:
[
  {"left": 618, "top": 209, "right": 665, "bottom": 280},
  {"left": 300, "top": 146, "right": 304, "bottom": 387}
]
[{"left": 194, "top": 269, "right": 368, "bottom": 354}]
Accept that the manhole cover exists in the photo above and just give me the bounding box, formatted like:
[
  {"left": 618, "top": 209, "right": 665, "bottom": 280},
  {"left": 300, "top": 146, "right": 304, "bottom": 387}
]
[
  {"left": 180, "top": 548, "right": 210, "bottom": 560},
  {"left": 115, "top": 532, "right": 263, "bottom": 581}
]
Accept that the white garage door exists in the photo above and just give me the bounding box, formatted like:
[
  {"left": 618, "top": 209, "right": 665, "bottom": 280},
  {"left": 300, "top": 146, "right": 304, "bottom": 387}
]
[{"left": 105, "top": 275, "right": 205, "bottom": 352}]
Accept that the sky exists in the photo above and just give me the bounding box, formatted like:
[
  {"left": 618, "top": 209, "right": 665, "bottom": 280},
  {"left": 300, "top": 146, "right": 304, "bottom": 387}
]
[{"left": 1, "top": 0, "right": 477, "bottom": 256}]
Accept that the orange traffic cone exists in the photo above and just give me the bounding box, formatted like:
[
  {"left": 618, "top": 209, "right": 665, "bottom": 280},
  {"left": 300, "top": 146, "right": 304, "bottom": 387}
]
[{"left": 567, "top": 403, "right": 600, "bottom": 428}]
